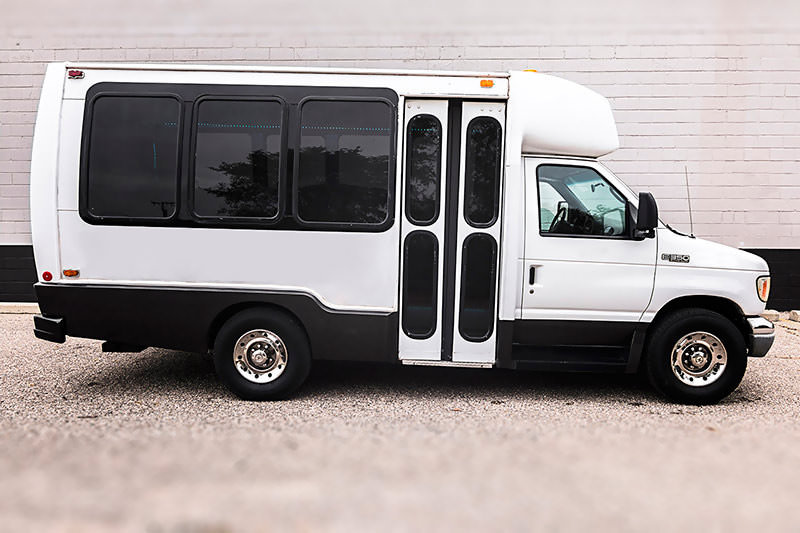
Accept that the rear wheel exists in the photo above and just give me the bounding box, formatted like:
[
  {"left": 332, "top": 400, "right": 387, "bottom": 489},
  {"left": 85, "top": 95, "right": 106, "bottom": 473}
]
[
  {"left": 212, "top": 308, "right": 311, "bottom": 400},
  {"left": 644, "top": 309, "right": 746, "bottom": 405}
]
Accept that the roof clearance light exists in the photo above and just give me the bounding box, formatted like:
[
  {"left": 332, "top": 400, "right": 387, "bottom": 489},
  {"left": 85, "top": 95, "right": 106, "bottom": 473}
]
[
  {"left": 67, "top": 70, "right": 84, "bottom": 79},
  {"left": 480, "top": 79, "right": 494, "bottom": 88},
  {"left": 524, "top": 69, "right": 538, "bottom": 72}
]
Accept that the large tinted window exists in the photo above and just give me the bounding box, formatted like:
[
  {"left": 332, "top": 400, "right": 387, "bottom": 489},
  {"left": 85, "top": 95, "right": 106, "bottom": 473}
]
[
  {"left": 538, "top": 165, "right": 628, "bottom": 237},
  {"left": 193, "top": 99, "right": 283, "bottom": 219},
  {"left": 405, "top": 115, "right": 442, "bottom": 225},
  {"left": 86, "top": 96, "right": 180, "bottom": 218},
  {"left": 464, "top": 117, "right": 502, "bottom": 227},
  {"left": 297, "top": 100, "right": 393, "bottom": 225}
]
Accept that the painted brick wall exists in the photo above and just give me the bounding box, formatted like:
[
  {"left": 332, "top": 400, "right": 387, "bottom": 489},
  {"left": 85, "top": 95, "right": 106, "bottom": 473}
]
[{"left": 1, "top": 0, "right": 799, "bottom": 249}]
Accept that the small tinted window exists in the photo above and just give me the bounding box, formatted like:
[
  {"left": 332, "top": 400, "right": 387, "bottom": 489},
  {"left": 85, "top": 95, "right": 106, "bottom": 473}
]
[
  {"left": 193, "top": 100, "right": 283, "bottom": 219},
  {"left": 402, "top": 231, "right": 439, "bottom": 338},
  {"left": 297, "top": 100, "right": 393, "bottom": 225},
  {"left": 464, "top": 117, "right": 502, "bottom": 227},
  {"left": 538, "top": 165, "right": 628, "bottom": 237},
  {"left": 86, "top": 96, "right": 180, "bottom": 218},
  {"left": 459, "top": 233, "right": 497, "bottom": 341},
  {"left": 405, "top": 115, "right": 442, "bottom": 225}
]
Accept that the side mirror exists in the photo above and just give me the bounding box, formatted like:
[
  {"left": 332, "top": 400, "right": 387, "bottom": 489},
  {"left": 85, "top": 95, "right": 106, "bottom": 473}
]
[{"left": 634, "top": 192, "right": 658, "bottom": 240}]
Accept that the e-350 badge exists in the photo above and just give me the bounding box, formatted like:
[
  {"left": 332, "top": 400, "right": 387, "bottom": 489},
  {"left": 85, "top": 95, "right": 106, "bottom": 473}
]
[{"left": 662, "top": 253, "right": 690, "bottom": 263}]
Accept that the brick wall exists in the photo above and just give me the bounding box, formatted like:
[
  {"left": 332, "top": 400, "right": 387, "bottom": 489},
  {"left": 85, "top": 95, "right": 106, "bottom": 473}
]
[{"left": 1, "top": 0, "right": 799, "bottom": 249}]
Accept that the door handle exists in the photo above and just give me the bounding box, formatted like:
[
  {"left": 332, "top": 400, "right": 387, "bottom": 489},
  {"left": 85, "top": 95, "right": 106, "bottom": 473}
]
[{"left": 529, "top": 266, "right": 536, "bottom": 285}]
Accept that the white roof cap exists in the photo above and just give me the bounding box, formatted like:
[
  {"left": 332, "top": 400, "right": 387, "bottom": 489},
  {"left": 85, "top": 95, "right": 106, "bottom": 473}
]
[{"left": 509, "top": 71, "right": 619, "bottom": 158}]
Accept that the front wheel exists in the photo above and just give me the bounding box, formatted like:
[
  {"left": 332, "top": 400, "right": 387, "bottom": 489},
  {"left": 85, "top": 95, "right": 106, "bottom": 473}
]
[
  {"left": 644, "top": 309, "right": 747, "bottom": 405},
  {"left": 212, "top": 308, "right": 311, "bottom": 401}
]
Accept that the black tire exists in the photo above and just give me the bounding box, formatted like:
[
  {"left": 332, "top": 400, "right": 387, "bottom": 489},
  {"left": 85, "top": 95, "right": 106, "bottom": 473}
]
[
  {"left": 644, "top": 308, "right": 747, "bottom": 405},
  {"left": 212, "top": 308, "right": 311, "bottom": 401}
]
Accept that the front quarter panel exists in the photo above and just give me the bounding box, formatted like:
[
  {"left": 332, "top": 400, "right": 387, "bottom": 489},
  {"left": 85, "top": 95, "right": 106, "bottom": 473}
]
[{"left": 644, "top": 228, "right": 769, "bottom": 320}]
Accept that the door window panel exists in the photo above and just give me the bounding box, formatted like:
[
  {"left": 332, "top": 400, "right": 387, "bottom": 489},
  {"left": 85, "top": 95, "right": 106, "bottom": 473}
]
[
  {"left": 464, "top": 117, "right": 502, "bottom": 227},
  {"left": 402, "top": 231, "right": 439, "bottom": 338},
  {"left": 537, "top": 165, "right": 628, "bottom": 237},
  {"left": 405, "top": 114, "right": 442, "bottom": 225},
  {"left": 193, "top": 99, "right": 283, "bottom": 219},
  {"left": 297, "top": 99, "right": 393, "bottom": 225},
  {"left": 458, "top": 233, "right": 497, "bottom": 341},
  {"left": 85, "top": 96, "right": 180, "bottom": 218}
]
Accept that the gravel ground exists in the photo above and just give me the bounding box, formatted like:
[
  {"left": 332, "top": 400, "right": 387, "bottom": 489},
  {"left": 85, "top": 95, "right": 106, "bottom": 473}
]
[{"left": 2, "top": 313, "right": 800, "bottom": 532}]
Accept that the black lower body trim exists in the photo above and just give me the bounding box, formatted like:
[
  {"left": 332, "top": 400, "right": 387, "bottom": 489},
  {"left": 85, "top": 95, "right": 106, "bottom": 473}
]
[
  {"left": 497, "top": 319, "right": 647, "bottom": 373},
  {"left": 34, "top": 283, "right": 398, "bottom": 362}
]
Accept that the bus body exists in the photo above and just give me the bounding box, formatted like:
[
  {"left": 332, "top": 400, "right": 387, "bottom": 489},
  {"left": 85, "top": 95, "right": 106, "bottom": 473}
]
[{"left": 30, "top": 63, "right": 774, "bottom": 404}]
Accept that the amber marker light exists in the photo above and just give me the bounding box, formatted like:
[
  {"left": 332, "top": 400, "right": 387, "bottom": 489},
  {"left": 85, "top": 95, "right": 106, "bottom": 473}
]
[
  {"left": 63, "top": 269, "right": 80, "bottom": 278},
  {"left": 757, "top": 276, "right": 771, "bottom": 303},
  {"left": 480, "top": 79, "right": 494, "bottom": 88},
  {"left": 524, "top": 69, "right": 538, "bottom": 72}
]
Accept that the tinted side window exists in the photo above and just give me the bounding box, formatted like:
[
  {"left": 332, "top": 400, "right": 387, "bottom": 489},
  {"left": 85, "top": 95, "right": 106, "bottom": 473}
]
[
  {"left": 464, "top": 117, "right": 502, "bottom": 227},
  {"left": 458, "top": 233, "right": 498, "bottom": 341},
  {"left": 297, "top": 99, "right": 393, "bottom": 225},
  {"left": 193, "top": 99, "right": 283, "bottom": 219},
  {"left": 405, "top": 114, "right": 442, "bottom": 225},
  {"left": 402, "top": 231, "right": 439, "bottom": 338},
  {"left": 86, "top": 96, "right": 180, "bottom": 218},
  {"left": 537, "top": 165, "right": 628, "bottom": 237}
]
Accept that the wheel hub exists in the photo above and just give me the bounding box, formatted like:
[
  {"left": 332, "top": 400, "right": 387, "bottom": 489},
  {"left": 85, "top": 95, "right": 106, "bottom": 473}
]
[
  {"left": 684, "top": 345, "right": 711, "bottom": 371},
  {"left": 671, "top": 331, "right": 727, "bottom": 387},
  {"left": 247, "top": 346, "right": 272, "bottom": 368},
  {"left": 233, "top": 330, "right": 288, "bottom": 384}
]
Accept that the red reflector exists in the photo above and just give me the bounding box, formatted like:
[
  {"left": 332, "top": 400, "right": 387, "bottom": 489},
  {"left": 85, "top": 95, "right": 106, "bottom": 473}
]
[
  {"left": 67, "top": 70, "right": 84, "bottom": 79},
  {"left": 42, "top": 271, "right": 53, "bottom": 281}
]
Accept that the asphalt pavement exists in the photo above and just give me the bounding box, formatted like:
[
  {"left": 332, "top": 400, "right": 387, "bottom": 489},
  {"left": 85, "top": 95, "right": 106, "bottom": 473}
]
[{"left": 2, "top": 313, "right": 800, "bottom": 532}]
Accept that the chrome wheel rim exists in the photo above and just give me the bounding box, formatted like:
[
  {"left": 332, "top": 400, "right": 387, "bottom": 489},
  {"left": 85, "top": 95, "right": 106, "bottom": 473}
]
[
  {"left": 671, "top": 331, "right": 727, "bottom": 387},
  {"left": 233, "top": 329, "right": 288, "bottom": 384}
]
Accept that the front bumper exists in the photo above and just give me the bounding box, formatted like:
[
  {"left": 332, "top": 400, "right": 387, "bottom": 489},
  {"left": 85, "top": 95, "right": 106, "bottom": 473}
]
[
  {"left": 746, "top": 316, "right": 775, "bottom": 357},
  {"left": 33, "top": 314, "right": 66, "bottom": 343}
]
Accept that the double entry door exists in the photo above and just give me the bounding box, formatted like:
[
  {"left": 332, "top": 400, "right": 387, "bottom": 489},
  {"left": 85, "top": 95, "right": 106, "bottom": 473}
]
[{"left": 398, "top": 99, "right": 506, "bottom": 364}]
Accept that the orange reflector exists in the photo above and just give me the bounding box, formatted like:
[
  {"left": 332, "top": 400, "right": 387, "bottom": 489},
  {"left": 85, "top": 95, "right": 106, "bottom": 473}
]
[
  {"left": 63, "top": 269, "right": 80, "bottom": 278},
  {"left": 524, "top": 69, "right": 538, "bottom": 72},
  {"left": 756, "top": 276, "right": 771, "bottom": 302},
  {"left": 480, "top": 79, "right": 494, "bottom": 88}
]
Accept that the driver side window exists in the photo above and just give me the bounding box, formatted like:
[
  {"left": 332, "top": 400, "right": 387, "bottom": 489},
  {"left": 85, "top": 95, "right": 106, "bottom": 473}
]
[{"left": 537, "top": 165, "right": 628, "bottom": 237}]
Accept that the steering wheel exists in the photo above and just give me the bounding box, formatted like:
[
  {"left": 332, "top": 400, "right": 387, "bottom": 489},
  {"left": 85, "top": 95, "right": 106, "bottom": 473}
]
[{"left": 549, "top": 205, "right": 567, "bottom": 233}]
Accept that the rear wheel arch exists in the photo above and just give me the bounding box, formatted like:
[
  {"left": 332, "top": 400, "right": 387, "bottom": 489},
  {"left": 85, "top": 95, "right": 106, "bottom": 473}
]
[{"left": 207, "top": 302, "right": 309, "bottom": 354}]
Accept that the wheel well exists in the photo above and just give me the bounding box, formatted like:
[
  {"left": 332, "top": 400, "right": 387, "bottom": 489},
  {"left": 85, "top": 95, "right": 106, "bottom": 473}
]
[
  {"left": 206, "top": 302, "right": 308, "bottom": 353},
  {"left": 649, "top": 296, "right": 750, "bottom": 343}
]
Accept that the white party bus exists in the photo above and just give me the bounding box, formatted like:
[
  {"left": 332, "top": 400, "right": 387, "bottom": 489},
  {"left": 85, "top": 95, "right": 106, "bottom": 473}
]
[{"left": 29, "top": 62, "right": 774, "bottom": 404}]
